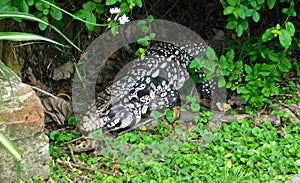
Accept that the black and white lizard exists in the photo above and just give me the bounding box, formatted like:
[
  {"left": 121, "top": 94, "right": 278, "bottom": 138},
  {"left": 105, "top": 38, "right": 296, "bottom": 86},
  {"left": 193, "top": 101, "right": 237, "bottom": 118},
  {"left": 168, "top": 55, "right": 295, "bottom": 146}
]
[{"left": 79, "top": 41, "right": 213, "bottom": 133}]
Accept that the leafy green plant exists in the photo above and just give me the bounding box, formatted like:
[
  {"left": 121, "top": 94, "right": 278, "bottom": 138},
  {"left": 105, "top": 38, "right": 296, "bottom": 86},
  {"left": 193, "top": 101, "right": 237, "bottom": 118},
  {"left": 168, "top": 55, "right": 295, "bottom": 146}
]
[
  {"left": 47, "top": 114, "right": 300, "bottom": 182},
  {"left": 262, "top": 21, "right": 295, "bottom": 50},
  {"left": 74, "top": 0, "right": 142, "bottom": 36},
  {"left": 220, "top": 0, "right": 297, "bottom": 37},
  {"left": 189, "top": 47, "right": 226, "bottom": 88},
  {"left": 0, "top": 0, "right": 62, "bottom": 30},
  {"left": 135, "top": 16, "right": 156, "bottom": 59},
  {"left": 208, "top": 0, "right": 300, "bottom": 112}
]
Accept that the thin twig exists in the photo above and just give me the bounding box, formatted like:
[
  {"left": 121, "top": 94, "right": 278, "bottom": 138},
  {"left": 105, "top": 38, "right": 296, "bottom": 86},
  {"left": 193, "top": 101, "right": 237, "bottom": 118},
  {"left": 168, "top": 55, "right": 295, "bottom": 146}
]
[
  {"left": 30, "top": 85, "right": 58, "bottom": 99},
  {"left": 68, "top": 144, "right": 77, "bottom": 164},
  {"left": 161, "top": 0, "right": 180, "bottom": 18}
]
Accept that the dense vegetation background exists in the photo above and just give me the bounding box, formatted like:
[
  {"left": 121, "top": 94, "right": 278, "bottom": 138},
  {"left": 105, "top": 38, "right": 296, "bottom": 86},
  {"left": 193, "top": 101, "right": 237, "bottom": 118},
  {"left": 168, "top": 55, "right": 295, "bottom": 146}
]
[{"left": 0, "top": 0, "right": 299, "bottom": 182}]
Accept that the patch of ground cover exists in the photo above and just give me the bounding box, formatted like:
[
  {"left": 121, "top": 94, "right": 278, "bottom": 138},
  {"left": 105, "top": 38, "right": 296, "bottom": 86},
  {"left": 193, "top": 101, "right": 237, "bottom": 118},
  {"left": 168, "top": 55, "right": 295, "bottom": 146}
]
[{"left": 30, "top": 111, "right": 300, "bottom": 183}]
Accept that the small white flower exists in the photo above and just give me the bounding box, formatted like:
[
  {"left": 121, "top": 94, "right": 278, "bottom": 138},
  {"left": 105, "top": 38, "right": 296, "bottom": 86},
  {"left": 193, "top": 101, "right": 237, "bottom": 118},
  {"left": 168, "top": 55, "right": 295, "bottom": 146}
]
[
  {"left": 118, "top": 14, "right": 130, "bottom": 24},
  {"left": 109, "top": 7, "right": 120, "bottom": 14},
  {"left": 107, "top": 17, "right": 111, "bottom": 21}
]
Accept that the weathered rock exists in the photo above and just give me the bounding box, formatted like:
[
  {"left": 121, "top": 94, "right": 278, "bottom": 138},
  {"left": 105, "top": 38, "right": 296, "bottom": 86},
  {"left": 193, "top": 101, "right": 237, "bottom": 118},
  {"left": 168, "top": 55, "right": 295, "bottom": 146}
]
[
  {"left": 286, "top": 174, "right": 300, "bottom": 183},
  {"left": 0, "top": 74, "right": 50, "bottom": 182}
]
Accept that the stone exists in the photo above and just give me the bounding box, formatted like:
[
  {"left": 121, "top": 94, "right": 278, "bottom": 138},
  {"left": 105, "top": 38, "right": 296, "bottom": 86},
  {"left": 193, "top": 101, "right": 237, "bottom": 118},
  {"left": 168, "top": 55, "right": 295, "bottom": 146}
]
[
  {"left": 0, "top": 74, "right": 50, "bottom": 182},
  {"left": 287, "top": 174, "right": 300, "bottom": 183}
]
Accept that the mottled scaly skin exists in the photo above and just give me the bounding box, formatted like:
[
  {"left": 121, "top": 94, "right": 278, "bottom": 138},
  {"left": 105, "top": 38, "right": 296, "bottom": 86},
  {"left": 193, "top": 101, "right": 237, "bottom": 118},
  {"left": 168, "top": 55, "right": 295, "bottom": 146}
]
[{"left": 79, "top": 41, "right": 210, "bottom": 133}]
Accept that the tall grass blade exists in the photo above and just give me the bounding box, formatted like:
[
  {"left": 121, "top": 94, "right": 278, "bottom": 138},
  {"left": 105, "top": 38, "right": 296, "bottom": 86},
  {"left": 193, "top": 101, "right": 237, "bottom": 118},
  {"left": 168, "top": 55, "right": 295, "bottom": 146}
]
[
  {"left": 0, "top": 32, "right": 65, "bottom": 47},
  {"left": 0, "top": 11, "right": 81, "bottom": 51},
  {"left": 0, "top": 131, "right": 22, "bottom": 161}
]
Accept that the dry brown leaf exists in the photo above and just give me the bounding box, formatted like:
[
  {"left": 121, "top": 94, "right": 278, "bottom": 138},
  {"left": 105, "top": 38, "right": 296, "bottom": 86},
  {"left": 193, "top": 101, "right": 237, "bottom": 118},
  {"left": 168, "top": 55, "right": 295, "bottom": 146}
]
[
  {"left": 42, "top": 97, "right": 73, "bottom": 125},
  {"left": 26, "top": 67, "right": 50, "bottom": 95},
  {"left": 51, "top": 61, "right": 74, "bottom": 80}
]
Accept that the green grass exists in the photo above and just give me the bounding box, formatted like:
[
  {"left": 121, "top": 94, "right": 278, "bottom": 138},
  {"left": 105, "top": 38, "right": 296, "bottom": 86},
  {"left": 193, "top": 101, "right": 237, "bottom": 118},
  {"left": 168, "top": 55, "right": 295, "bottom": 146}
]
[{"left": 37, "top": 112, "right": 300, "bottom": 183}]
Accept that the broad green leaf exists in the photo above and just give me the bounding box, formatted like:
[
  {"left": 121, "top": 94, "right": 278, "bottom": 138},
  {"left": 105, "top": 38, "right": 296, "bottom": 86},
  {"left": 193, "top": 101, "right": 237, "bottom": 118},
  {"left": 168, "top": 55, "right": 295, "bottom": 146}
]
[
  {"left": 191, "top": 103, "right": 201, "bottom": 112},
  {"left": 227, "top": 0, "right": 239, "bottom": 6},
  {"left": 279, "top": 29, "right": 291, "bottom": 49},
  {"left": 218, "top": 55, "right": 227, "bottom": 69},
  {"left": 74, "top": 9, "right": 88, "bottom": 19},
  {"left": 252, "top": 11, "right": 260, "bottom": 22},
  {"left": 86, "top": 12, "right": 96, "bottom": 31},
  {"left": 262, "top": 87, "right": 270, "bottom": 97},
  {"left": 267, "top": 0, "right": 275, "bottom": 9},
  {"left": 35, "top": 1, "right": 45, "bottom": 11},
  {"left": 141, "top": 26, "right": 149, "bottom": 33},
  {"left": 43, "top": 9, "right": 49, "bottom": 15},
  {"left": 49, "top": 130, "right": 60, "bottom": 140},
  {"left": 232, "top": 9, "right": 239, "bottom": 19},
  {"left": 224, "top": 6, "right": 235, "bottom": 15},
  {"left": 270, "top": 84, "right": 279, "bottom": 94},
  {"left": 21, "top": 0, "right": 29, "bottom": 13},
  {"left": 226, "top": 49, "right": 235, "bottom": 62},
  {"left": 0, "top": 0, "right": 10, "bottom": 8},
  {"left": 134, "top": 0, "right": 142, "bottom": 7},
  {"left": 106, "top": 0, "right": 118, "bottom": 5},
  {"left": 96, "top": 4, "right": 104, "bottom": 14},
  {"left": 235, "top": 60, "right": 243, "bottom": 70},
  {"left": 218, "top": 78, "right": 226, "bottom": 88},
  {"left": 244, "top": 64, "right": 252, "bottom": 74},
  {"left": 43, "top": 1, "right": 50, "bottom": 9},
  {"left": 186, "top": 96, "right": 197, "bottom": 103},
  {"left": 50, "top": 7, "right": 62, "bottom": 20},
  {"left": 250, "top": 1, "right": 257, "bottom": 8},
  {"left": 267, "top": 52, "right": 280, "bottom": 62},
  {"left": 206, "top": 46, "right": 218, "bottom": 61},
  {"left": 226, "top": 20, "right": 237, "bottom": 29},
  {"left": 39, "top": 16, "right": 48, "bottom": 30},
  {"left": 150, "top": 32, "right": 156, "bottom": 39},
  {"left": 285, "top": 22, "right": 295, "bottom": 37},
  {"left": 282, "top": 8, "right": 297, "bottom": 17},
  {"left": 205, "top": 59, "right": 216, "bottom": 73},
  {"left": 137, "top": 36, "right": 149, "bottom": 46},
  {"left": 137, "top": 20, "right": 146, "bottom": 27},
  {"left": 259, "top": 63, "right": 271, "bottom": 76},
  {"left": 146, "top": 15, "right": 154, "bottom": 23},
  {"left": 245, "top": 9, "right": 254, "bottom": 17},
  {"left": 257, "top": 0, "right": 265, "bottom": 5},
  {"left": 27, "top": 0, "right": 34, "bottom": 6},
  {"left": 165, "top": 108, "right": 174, "bottom": 122},
  {"left": 245, "top": 75, "right": 253, "bottom": 81},
  {"left": 237, "top": 86, "right": 250, "bottom": 94},
  {"left": 238, "top": 8, "right": 245, "bottom": 19},
  {"left": 278, "top": 64, "right": 288, "bottom": 72},
  {"left": 189, "top": 59, "right": 201, "bottom": 69},
  {"left": 83, "top": 2, "right": 96, "bottom": 11},
  {"left": 281, "top": 57, "right": 291, "bottom": 69},
  {"left": 235, "top": 23, "right": 243, "bottom": 37},
  {"left": 135, "top": 47, "right": 145, "bottom": 56},
  {"left": 262, "top": 27, "right": 275, "bottom": 42},
  {"left": 226, "top": 82, "right": 232, "bottom": 88},
  {"left": 120, "top": 1, "right": 130, "bottom": 14},
  {"left": 111, "top": 21, "right": 119, "bottom": 36},
  {"left": 0, "top": 32, "right": 65, "bottom": 47},
  {"left": 240, "top": 19, "right": 248, "bottom": 30}
]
